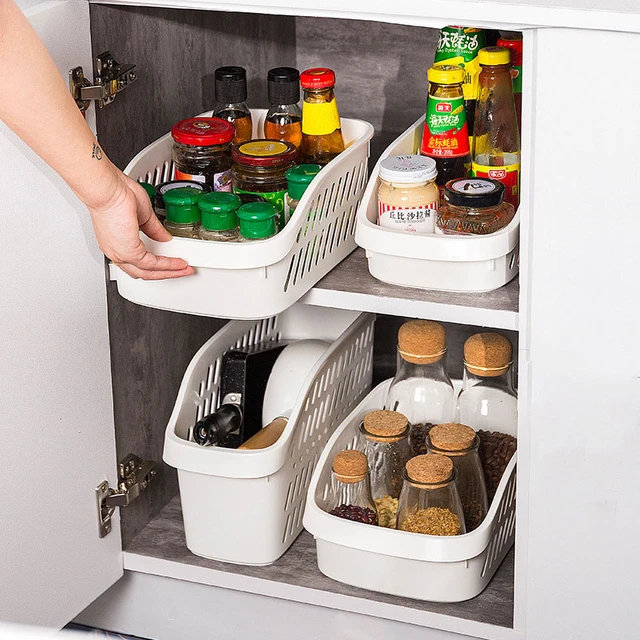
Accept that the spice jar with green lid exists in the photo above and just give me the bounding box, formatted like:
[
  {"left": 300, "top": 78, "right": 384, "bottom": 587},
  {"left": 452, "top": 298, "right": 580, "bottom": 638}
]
[
  {"left": 237, "top": 201, "right": 278, "bottom": 242},
  {"left": 198, "top": 192, "right": 241, "bottom": 242},
  {"left": 285, "top": 163, "right": 321, "bottom": 224},
  {"left": 139, "top": 182, "right": 156, "bottom": 203},
  {"left": 163, "top": 187, "right": 202, "bottom": 238}
]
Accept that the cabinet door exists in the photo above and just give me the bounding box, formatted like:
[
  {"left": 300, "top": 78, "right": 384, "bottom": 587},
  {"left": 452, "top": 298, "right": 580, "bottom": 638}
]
[{"left": 0, "top": 0, "right": 122, "bottom": 628}]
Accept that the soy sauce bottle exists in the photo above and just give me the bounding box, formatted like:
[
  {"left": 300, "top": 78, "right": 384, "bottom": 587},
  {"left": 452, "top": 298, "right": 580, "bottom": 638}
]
[{"left": 213, "top": 66, "right": 253, "bottom": 145}]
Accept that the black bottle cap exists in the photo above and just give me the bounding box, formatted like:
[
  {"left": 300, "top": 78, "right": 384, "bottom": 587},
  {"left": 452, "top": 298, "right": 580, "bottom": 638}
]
[
  {"left": 443, "top": 178, "right": 505, "bottom": 208},
  {"left": 267, "top": 67, "right": 300, "bottom": 105},
  {"left": 215, "top": 66, "right": 248, "bottom": 103}
]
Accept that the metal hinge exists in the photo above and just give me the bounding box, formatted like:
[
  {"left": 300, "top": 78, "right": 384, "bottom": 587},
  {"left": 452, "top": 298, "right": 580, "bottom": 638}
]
[
  {"left": 69, "top": 51, "right": 137, "bottom": 113},
  {"left": 95, "top": 454, "right": 157, "bottom": 538}
]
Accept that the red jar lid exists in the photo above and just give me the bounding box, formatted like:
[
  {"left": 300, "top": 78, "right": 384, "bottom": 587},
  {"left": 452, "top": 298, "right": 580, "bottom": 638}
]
[
  {"left": 171, "top": 117, "right": 234, "bottom": 147},
  {"left": 232, "top": 139, "right": 297, "bottom": 167},
  {"left": 300, "top": 68, "right": 336, "bottom": 89},
  {"left": 497, "top": 36, "right": 523, "bottom": 66}
]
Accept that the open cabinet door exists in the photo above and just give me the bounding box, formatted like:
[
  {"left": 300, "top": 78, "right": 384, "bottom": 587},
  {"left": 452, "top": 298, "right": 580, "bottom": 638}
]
[{"left": 0, "top": 0, "right": 122, "bottom": 628}]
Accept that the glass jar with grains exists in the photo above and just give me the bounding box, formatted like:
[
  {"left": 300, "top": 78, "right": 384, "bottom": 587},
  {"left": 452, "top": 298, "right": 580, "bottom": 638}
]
[
  {"left": 397, "top": 454, "right": 465, "bottom": 536},
  {"left": 197, "top": 192, "right": 241, "bottom": 242},
  {"left": 162, "top": 187, "right": 202, "bottom": 238}
]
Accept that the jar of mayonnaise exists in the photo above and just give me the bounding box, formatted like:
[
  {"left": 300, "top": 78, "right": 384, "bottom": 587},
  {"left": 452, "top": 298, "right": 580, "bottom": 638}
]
[{"left": 378, "top": 155, "right": 438, "bottom": 234}]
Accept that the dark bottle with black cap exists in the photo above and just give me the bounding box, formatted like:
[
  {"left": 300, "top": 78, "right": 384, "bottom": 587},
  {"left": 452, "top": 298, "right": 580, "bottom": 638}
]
[
  {"left": 263, "top": 67, "right": 302, "bottom": 149},
  {"left": 213, "top": 66, "right": 253, "bottom": 145}
]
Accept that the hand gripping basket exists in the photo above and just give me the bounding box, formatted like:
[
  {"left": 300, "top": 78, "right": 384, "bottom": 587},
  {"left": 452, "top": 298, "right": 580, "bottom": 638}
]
[
  {"left": 355, "top": 116, "right": 520, "bottom": 293},
  {"left": 163, "top": 305, "right": 375, "bottom": 565},
  {"left": 115, "top": 110, "right": 374, "bottom": 319},
  {"left": 303, "top": 380, "right": 517, "bottom": 602}
]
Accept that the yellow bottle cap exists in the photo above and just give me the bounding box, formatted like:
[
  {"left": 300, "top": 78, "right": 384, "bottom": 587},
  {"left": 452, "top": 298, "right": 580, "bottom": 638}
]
[
  {"left": 427, "top": 64, "right": 465, "bottom": 85},
  {"left": 478, "top": 46, "right": 511, "bottom": 66}
]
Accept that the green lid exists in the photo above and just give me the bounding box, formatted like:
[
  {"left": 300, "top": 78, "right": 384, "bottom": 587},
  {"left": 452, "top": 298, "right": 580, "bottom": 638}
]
[
  {"left": 139, "top": 182, "right": 157, "bottom": 202},
  {"left": 237, "top": 202, "right": 278, "bottom": 239},
  {"left": 163, "top": 187, "right": 202, "bottom": 224},
  {"left": 286, "top": 164, "right": 322, "bottom": 200},
  {"left": 198, "top": 192, "right": 241, "bottom": 230}
]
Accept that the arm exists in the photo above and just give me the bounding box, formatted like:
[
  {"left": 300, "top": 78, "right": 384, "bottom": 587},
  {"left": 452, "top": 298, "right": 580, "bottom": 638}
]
[{"left": 0, "top": 0, "right": 193, "bottom": 280}]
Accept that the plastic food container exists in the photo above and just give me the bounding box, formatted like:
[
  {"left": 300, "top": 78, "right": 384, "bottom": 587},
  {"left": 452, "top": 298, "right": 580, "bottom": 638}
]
[{"left": 163, "top": 305, "right": 375, "bottom": 565}]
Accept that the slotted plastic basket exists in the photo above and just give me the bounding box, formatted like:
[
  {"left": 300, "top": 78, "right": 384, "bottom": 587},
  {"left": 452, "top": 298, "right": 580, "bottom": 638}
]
[
  {"left": 303, "top": 380, "right": 517, "bottom": 602},
  {"left": 163, "top": 305, "right": 375, "bottom": 565},
  {"left": 115, "top": 109, "right": 374, "bottom": 319}
]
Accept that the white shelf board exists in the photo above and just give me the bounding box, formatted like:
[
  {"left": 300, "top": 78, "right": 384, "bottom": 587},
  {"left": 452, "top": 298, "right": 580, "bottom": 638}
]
[{"left": 300, "top": 248, "right": 519, "bottom": 331}]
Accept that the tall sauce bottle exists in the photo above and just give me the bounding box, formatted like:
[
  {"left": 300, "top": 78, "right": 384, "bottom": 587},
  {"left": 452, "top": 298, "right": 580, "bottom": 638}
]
[
  {"left": 497, "top": 34, "right": 523, "bottom": 133},
  {"left": 213, "top": 66, "right": 253, "bottom": 145},
  {"left": 263, "top": 67, "right": 302, "bottom": 149},
  {"left": 472, "top": 47, "right": 521, "bottom": 208}
]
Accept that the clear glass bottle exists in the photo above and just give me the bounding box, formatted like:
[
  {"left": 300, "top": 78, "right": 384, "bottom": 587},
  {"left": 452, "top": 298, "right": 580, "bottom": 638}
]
[
  {"left": 237, "top": 201, "right": 278, "bottom": 242},
  {"left": 264, "top": 67, "right": 302, "bottom": 149},
  {"left": 285, "top": 163, "right": 321, "bottom": 224},
  {"left": 213, "top": 66, "right": 253, "bottom": 145},
  {"left": 197, "top": 192, "right": 241, "bottom": 242},
  {"left": 426, "top": 423, "right": 488, "bottom": 531},
  {"left": 397, "top": 454, "right": 465, "bottom": 535},
  {"left": 162, "top": 187, "right": 202, "bottom": 238}
]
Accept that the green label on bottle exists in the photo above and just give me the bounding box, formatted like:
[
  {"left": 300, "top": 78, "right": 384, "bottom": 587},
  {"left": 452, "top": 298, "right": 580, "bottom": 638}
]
[
  {"left": 234, "top": 188, "right": 287, "bottom": 229},
  {"left": 434, "top": 27, "right": 485, "bottom": 64},
  {"left": 511, "top": 65, "right": 523, "bottom": 95},
  {"left": 421, "top": 96, "right": 469, "bottom": 158}
]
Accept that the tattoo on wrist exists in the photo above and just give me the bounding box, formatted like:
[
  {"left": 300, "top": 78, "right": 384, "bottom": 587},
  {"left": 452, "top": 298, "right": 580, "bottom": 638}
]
[{"left": 92, "top": 142, "right": 103, "bottom": 160}]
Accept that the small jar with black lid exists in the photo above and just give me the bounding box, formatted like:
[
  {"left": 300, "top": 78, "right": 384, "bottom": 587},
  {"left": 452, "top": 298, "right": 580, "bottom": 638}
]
[
  {"left": 436, "top": 177, "right": 515, "bottom": 235},
  {"left": 198, "top": 192, "right": 242, "bottom": 242},
  {"left": 171, "top": 117, "right": 234, "bottom": 192}
]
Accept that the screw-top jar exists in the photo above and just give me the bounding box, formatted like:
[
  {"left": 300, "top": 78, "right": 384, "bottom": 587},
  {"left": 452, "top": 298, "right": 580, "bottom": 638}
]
[
  {"left": 328, "top": 450, "right": 378, "bottom": 525},
  {"left": 213, "top": 66, "right": 253, "bottom": 145},
  {"left": 426, "top": 423, "right": 488, "bottom": 531},
  {"left": 436, "top": 177, "right": 515, "bottom": 235},
  {"left": 162, "top": 187, "right": 202, "bottom": 238},
  {"left": 378, "top": 155, "right": 439, "bottom": 234},
  {"left": 397, "top": 454, "right": 465, "bottom": 535},
  {"left": 285, "top": 163, "right": 321, "bottom": 223},
  {"left": 237, "top": 201, "right": 279, "bottom": 241},
  {"left": 264, "top": 67, "right": 302, "bottom": 149},
  {"left": 154, "top": 180, "right": 211, "bottom": 222},
  {"left": 171, "top": 117, "right": 234, "bottom": 191},
  {"left": 197, "top": 192, "right": 242, "bottom": 242}
]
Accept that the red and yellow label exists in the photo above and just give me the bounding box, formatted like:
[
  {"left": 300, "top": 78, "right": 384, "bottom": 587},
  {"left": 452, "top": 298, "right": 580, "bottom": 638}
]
[
  {"left": 421, "top": 96, "right": 470, "bottom": 158},
  {"left": 472, "top": 162, "right": 520, "bottom": 208}
]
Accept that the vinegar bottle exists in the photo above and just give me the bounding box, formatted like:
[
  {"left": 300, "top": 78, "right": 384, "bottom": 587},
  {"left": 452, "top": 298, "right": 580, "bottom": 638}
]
[
  {"left": 213, "top": 66, "right": 253, "bottom": 145},
  {"left": 263, "top": 67, "right": 302, "bottom": 148}
]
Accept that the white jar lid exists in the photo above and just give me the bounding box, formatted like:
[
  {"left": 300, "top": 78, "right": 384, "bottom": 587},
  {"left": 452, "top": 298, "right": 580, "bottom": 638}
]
[{"left": 379, "top": 155, "right": 437, "bottom": 183}]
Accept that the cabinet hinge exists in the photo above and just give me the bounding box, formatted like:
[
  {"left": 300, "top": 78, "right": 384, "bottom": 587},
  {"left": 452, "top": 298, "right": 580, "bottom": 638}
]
[
  {"left": 95, "top": 454, "right": 157, "bottom": 538},
  {"left": 69, "top": 51, "right": 137, "bottom": 113}
]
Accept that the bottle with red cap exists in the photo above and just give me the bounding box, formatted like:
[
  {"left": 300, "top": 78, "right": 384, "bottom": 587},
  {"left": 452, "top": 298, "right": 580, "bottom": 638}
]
[
  {"left": 496, "top": 34, "right": 523, "bottom": 132},
  {"left": 299, "top": 68, "right": 345, "bottom": 166}
]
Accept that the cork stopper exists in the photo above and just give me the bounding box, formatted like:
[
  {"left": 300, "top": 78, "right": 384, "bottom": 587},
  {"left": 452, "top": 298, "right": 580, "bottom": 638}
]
[
  {"left": 405, "top": 454, "right": 453, "bottom": 485},
  {"left": 332, "top": 449, "right": 368, "bottom": 483},
  {"left": 464, "top": 332, "right": 513, "bottom": 377},
  {"left": 397, "top": 320, "right": 446, "bottom": 365},
  {"left": 362, "top": 410, "right": 409, "bottom": 441},
  {"left": 429, "top": 423, "right": 476, "bottom": 452}
]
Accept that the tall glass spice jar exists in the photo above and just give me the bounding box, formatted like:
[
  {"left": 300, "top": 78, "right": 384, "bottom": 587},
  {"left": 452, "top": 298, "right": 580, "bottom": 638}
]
[
  {"left": 299, "top": 68, "right": 345, "bottom": 166},
  {"left": 197, "top": 192, "right": 241, "bottom": 242},
  {"left": 237, "top": 201, "right": 278, "bottom": 242},
  {"left": 213, "top": 66, "right": 253, "bottom": 145},
  {"left": 327, "top": 450, "right": 378, "bottom": 526},
  {"left": 264, "top": 67, "right": 302, "bottom": 149},
  {"left": 426, "top": 423, "right": 488, "bottom": 531},
  {"left": 162, "top": 187, "right": 202, "bottom": 238},
  {"left": 171, "top": 117, "right": 234, "bottom": 191},
  {"left": 397, "top": 454, "right": 465, "bottom": 536}
]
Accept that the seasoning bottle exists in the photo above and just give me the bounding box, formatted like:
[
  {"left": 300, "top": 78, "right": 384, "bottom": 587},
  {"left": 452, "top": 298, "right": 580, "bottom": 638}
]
[
  {"left": 436, "top": 177, "right": 515, "bottom": 235},
  {"left": 213, "top": 66, "right": 253, "bottom": 145},
  {"left": 299, "top": 68, "right": 345, "bottom": 166},
  {"left": 237, "top": 201, "right": 278, "bottom": 242},
  {"left": 328, "top": 450, "right": 378, "bottom": 526},
  {"left": 162, "top": 187, "right": 202, "bottom": 238},
  {"left": 359, "top": 410, "right": 412, "bottom": 528},
  {"left": 263, "top": 67, "right": 302, "bottom": 149},
  {"left": 378, "top": 155, "right": 438, "bottom": 233},
  {"left": 421, "top": 65, "right": 470, "bottom": 201},
  {"left": 197, "top": 192, "right": 241, "bottom": 242},
  {"left": 426, "top": 423, "right": 488, "bottom": 531},
  {"left": 472, "top": 47, "right": 521, "bottom": 208},
  {"left": 434, "top": 26, "right": 486, "bottom": 137},
  {"left": 285, "top": 163, "right": 321, "bottom": 223},
  {"left": 154, "top": 180, "right": 211, "bottom": 222},
  {"left": 497, "top": 34, "right": 523, "bottom": 133},
  {"left": 171, "top": 117, "right": 234, "bottom": 191},
  {"left": 397, "top": 454, "right": 465, "bottom": 535}
]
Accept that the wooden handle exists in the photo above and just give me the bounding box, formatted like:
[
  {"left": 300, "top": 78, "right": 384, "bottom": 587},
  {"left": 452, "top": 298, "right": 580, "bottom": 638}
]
[{"left": 238, "top": 417, "right": 288, "bottom": 450}]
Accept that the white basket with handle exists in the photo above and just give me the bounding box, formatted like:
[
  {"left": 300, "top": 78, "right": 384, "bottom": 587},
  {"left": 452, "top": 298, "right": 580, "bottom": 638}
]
[
  {"left": 303, "top": 380, "right": 517, "bottom": 602},
  {"left": 115, "top": 109, "right": 374, "bottom": 319},
  {"left": 163, "top": 305, "right": 375, "bottom": 565},
  {"left": 355, "top": 116, "right": 520, "bottom": 293}
]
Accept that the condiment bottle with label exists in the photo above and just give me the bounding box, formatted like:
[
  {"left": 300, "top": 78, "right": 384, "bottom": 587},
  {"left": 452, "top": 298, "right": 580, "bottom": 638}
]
[
  {"left": 426, "top": 423, "right": 488, "bottom": 531},
  {"left": 455, "top": 332, "right": 517, "bottom": 437},
  {"left": 497, "top": 34, "right": 523, "bottom": 133},
  {"left": 472, "top": 47, "right": 521, "bottom": 208},
  {"left": 421, "top": 65, "right": 471, "bottom": 200},
  {"left": 264, "top": 67, "right": 302, "bottom": 149},
  {"left": 198, "top": 192, "right": 241, "bottom": 242},
  {"left": 285, "top": 164, "right": 321, "bottom": 223},
  {"left": 213, "top": 66, "right": 253, "bottom": 145},
  {"left": 299, "top": 68, "right": 345, "bottom": 166},
  {"left": 378, "top": 155, "right": 438, "bottom": 234},
  {"left": 237, "top": 201, "right": 279, "bottom": 242},
  {"left": 162, "top": 187, "right": 202, "bottom": 238}
]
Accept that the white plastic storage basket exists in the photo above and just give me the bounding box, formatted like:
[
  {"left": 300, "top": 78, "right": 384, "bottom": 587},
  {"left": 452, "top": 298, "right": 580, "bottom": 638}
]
[
  {"left": 116, "top": 109, "right": 374, "bottom": 319},
  {"left": 303, "top": 380, "right": 517, "bottom": 603},
  {"left": 163, "top": 305, "right": 374, "bottom": 565},
  {"left": 355, "top": 116, "right": 520, "bottom": 293}
]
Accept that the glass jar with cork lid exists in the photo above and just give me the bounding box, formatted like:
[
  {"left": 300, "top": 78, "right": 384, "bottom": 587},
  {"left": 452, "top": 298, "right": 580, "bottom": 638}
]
[
  {"left": 397, "top": 454, "right": 465, "bottom": 536},
  {"left": 426, "top": 422, "right": 488, "bottom": 531}
]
